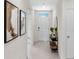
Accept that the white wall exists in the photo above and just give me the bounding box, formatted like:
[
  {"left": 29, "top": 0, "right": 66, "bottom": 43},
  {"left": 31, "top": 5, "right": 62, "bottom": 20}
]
[
  {"left": 26, "top": 10, "right": 35, "bottom": 59},
  {"left": 56, "top": 0, "right": 66, "bottom": 59},
  {"left": 4, "top": 0, "right": 31, "bottom": 59}
]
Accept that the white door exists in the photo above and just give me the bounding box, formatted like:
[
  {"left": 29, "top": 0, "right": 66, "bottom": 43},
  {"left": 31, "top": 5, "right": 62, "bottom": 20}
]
[
  {"left": 34, "top": 11, "right": 52, "bottom": 42},
  {"left": 65, "top": 9, "right": 74, "bottom": 58}
]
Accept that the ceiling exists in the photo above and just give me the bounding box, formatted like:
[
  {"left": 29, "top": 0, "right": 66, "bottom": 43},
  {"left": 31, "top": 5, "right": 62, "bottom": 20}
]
[{"left": 29, "top": 0, "right": 59, "bottom": 10}]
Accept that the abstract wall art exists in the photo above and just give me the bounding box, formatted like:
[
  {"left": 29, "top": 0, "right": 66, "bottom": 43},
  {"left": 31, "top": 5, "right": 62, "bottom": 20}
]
[
  {"left": 20, "top": 10, "right": 26, "bottom": 36},
  {"left": 4, "top": 1, "right": 19, "bottom": 43}
]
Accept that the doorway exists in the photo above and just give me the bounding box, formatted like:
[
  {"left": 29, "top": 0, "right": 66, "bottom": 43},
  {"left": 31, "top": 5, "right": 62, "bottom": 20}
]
[{"left": 34, "top": 10, "right": 52, "bottom": 42}]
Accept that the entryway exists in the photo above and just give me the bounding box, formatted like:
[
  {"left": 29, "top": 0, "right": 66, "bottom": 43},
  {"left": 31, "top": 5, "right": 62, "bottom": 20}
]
[
  {"left": 29, "top": 10, "right": 60, "bottom": 59},
  {"left": 34, "top": 10, "right": 52, "bottom": 42}
]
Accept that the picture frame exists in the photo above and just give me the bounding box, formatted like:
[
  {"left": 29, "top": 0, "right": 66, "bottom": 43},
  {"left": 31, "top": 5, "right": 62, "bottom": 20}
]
[
  {"left": 20, "top": 10, "right": 26, "bottom": 36},
  {"left": 4, "top": 1, "right": 19, "bottom": 43}
]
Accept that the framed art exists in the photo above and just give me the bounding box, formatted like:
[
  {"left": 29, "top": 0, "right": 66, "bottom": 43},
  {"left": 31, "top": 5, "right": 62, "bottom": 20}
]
[
  {"left": 4, "top": 1, "right": 19, "bottom": 43},
  {"left": 20, "top": 10, "right": 26, "bottom": 36}
]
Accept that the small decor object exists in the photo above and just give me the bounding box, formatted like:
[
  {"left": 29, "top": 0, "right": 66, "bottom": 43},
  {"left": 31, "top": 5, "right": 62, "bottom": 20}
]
[
  {"left": 49, "top": 16, "right": 58, "bottom": 51},
  {"left": 49, "top": 27, "right": 58, "bottom": 51},
  {"left": 4, "top": 1, "right": 19, "bottom": 43},
  {"left": 50, "top": 27, "right": 57, "bottom": 40},
  {"left": 20, "top": 10, "right": 26, "bottom": 36}
]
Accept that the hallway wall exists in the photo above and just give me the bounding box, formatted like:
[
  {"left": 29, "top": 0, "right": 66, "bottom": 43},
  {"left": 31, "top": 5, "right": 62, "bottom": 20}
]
[
  {"left": 4, "top": 0, "right": 31, "bottom": 59},
  {"left": 26, "top": 10, "right": 35, "bottom": 59},
  {"left": 56, "top": 0, "right": 65, "bottom": 59}
]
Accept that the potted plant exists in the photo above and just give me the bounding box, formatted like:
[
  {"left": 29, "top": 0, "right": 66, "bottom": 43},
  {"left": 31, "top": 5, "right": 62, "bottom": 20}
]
[{"left": 50, "top": 27, "right": 57, "bottom": 41}]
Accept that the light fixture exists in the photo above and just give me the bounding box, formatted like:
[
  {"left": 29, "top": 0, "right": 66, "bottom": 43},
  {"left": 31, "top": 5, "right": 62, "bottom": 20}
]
[{"left": 34, "top": 3, "right": 51, "bottom": 10}]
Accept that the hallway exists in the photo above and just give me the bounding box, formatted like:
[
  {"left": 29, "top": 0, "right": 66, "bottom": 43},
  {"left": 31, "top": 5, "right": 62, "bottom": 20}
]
[
  {"left": 30, "top": 41, "right": 60, "bottom": 59},
  {"left": 4, "top": 0, "right": 74, "bottom": 59}
]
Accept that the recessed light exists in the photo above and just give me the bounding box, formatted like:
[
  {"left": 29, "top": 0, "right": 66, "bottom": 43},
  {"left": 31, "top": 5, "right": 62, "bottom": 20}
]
[{"left": 43, "top": 3, "right": 45, "bottom": 5}]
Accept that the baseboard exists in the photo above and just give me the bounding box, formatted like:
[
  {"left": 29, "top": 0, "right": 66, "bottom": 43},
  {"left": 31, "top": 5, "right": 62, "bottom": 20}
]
[
  {"left": 67, "top": 58, "right": 74, "bottom": 59},
  {"left": 33, "top": 40, "right": 49, "bottom": 45}
]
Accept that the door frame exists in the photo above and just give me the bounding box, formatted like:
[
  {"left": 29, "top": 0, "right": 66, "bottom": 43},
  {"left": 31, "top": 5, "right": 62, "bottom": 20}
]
[{"left": 33, "top": 10, "right": 53, "bottom": 43}]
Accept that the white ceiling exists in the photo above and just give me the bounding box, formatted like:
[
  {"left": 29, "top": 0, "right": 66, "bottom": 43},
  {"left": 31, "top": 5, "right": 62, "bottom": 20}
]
[{"left": 29, "top": 0, "right": 59, "bottom": 10}]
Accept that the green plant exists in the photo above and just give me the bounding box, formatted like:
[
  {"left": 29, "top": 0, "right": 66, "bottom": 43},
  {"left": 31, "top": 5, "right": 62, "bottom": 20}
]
[
  {"left": 55, "top": 27, "right": 57, "bottom": 31},
  {"left": 50, "top": 27, "right": 54, "bottom": 32}
]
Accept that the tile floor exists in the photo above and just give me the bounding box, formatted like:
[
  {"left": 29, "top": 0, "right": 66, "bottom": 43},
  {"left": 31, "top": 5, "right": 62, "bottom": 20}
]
[{"left": 30, "top": 41, "right": 60, "bottom": 59}]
